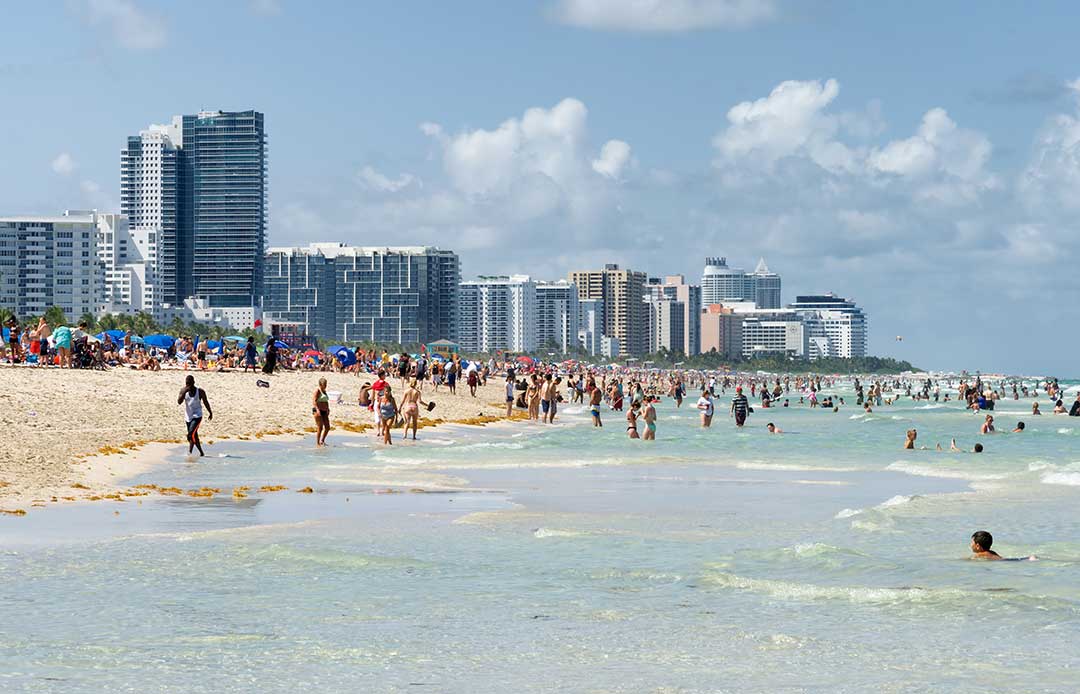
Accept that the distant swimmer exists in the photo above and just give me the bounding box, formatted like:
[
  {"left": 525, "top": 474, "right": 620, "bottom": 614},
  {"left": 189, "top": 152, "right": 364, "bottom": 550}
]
[
  {"left": 970, "top": 530, "right": 1038, "bottom": 561},
  {"left": 904, "top": 428, "right": 917, "bottom": 449},
  {"left": 1032, "top": 402, "right": 1042, "bottom": 416},
  {"left": 1012, "top": 421, "right": 1025, "bottom": 433},
  {"left": 766, "top": 422, "right": 783, "bottom": 434},
  {"left": 950, "top": 438, "right": 984, "bottom": 453},
  {"left": 980, "top": 414, "right": 995, "bottom": 434}
]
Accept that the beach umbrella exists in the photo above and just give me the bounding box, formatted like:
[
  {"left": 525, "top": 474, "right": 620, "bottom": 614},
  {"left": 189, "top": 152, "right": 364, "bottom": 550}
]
[
  {"left": 274, "top": 340, "right": 290, "bottom": 349},
  {"left": 96, "top": 329, "right": 126, "bottom": 342},
  {"left": 332, "top": 346, "right": 357, "bottom": 367},
  {"left": 129, "top": 335, "right": 144, "bottom": 344},
  {"left": 304, "top": 349, "right": 321, "bottom": 358},
  {"left": 326, "top": 345, "right": 346, "bottom": 354},
  {"left": 206, "top": 340, "right": 223, "bottom": 353},
  {"left": 516, "top": 355, "right": 534, "bottom": 365},
  {"left": 223, "top": 335, "right": 246, "bottom": 343},
  {"left": 143, "top": 334, "right": 175, "bottom": 348}
]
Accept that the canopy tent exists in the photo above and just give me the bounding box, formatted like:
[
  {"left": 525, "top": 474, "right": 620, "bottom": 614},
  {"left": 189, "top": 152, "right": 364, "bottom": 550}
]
[
  {"left": 143, "top": 334, "right": 175, "bottom": 349},
  {"left": 205, "top": 340, "right": 223, "bottom": 353},
  {"left": 424, "top": 339, "right": 460, "bottom": 356}
]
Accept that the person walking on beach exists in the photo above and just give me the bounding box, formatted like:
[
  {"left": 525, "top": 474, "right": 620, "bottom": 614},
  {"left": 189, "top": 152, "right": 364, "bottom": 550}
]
[
  {"left": 243, "top": 337, "right": 258, "bottom": 373},
  {"left": 731, "top": 386, "right": 750, "bottom": 428},
  {"left": 642, "top": 396, "right": 657, "bottom": 440},
  {"left": 312, "top": 377, "right": 331, "bottom": 447},
  {"left": 177, "top": 375, "right": 212, "bottom": 457},
  {"left": 401, "top": 378, "right": 429, "bottom": 440},
  {"left": 505, "top": 374, "right": 516, "bottom": 418},
  {"left": 262, "top": 337, "right": 277, "bottom": 375},
  {"left": 697, "top": 390, "right": 714, "bottom": 428}
]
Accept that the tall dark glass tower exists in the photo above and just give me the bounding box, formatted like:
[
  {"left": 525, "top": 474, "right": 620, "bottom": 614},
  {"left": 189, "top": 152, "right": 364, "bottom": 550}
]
[
  {"left": 124, "top": 111, "right": 266, "bottom": 308},
  {"left": 181, "top": 111, "right": 267, "bottom": 307}
]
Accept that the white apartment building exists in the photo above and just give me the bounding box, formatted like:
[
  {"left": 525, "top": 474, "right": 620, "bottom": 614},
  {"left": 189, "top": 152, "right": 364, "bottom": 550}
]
[
  {"left": 0, "top": 211, "right": 103, "bottom": 320},
  {"left": 740, "top": 310, "right": 807, "bottom": 358},
  {"left": 577, "top": 298, "right": 604, "bottom": 356},
  {"left": 601, "top": 335, "right": 620, "bottom": 359},
  {"left": 459, "top": 275, "right": 537, "bottom": 353},
  {"left": 643, "top": 296, "right": 686, "bottom": 354},
  {"left": 536, "top": 280, "right": 579, "bottom": 353},
  {"left": 788, "top": 294, "right": 868, "bottom": 359},
  {"left": 96, "top": 213, "right": 159, "bottom": 315}
]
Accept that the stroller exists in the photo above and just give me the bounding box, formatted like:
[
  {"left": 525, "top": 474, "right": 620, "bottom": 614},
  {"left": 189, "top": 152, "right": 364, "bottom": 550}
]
[{"left": 71, "top": 337, "right": 106, "bottom": 370}]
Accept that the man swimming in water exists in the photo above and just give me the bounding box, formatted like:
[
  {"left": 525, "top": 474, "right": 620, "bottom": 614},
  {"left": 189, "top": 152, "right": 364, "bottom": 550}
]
[
  {"left": 970, "top": 530, "right": 1002, "bottom": 560},
  {"left": 766, "top": 422, "right": 783, "bottom": 434}
]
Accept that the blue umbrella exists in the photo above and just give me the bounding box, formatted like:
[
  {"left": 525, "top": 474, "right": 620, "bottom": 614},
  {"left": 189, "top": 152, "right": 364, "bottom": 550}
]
[
  {"left": 326, "top": 345, "right": 346, "bottom": 354},
  {"left": 274, "top": 340, "right": 290, "bottom": 349},
  {"left": 96, "top": 329, "right": 126, "bottom": 342},
  {"left": 331, "top": 346, "right": 356, "bottom": 367},
  {"left": 129, "top": 336, "right": 145, "bottom": 344},
  {"left": 224, "top": 335, "right": 246, "bottom": 342},
  {"left": 205, "top": 340, "right": 222, "bottom": 353},
  {"left": 143, "top": 334, "right": 175, "bottom": 348}
]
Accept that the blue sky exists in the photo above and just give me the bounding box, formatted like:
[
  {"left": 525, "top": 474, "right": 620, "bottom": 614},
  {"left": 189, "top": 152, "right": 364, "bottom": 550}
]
[{"left": 2, "top": 1, "right": 1078, "bottom": 374}]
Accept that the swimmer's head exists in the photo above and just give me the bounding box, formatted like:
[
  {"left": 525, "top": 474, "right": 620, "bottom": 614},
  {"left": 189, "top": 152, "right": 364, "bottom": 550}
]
[
  {"left": 971, "top": 530, "right": 993, "bottom": 552},
  {"left": 974, "top": 443, "right": 984, "bottom": 453},
  {"left": 1016, "top": 421, "right": 1025, "bottom": 431},
  {"left": 766, "top": 423, "right": 775, "bottom": 432}
]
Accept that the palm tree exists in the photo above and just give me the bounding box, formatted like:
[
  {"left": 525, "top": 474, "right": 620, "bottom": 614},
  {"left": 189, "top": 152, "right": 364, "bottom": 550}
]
[
  {"left": 43, "top": 306, "right": 67, "bottom": 327},
  {"left": 77, "top": 312, "right": 97, "bottom": 330},
  {"left": 97, "top": 314, "right": 119, "bottom": 331},
  {"left": 132, "top": 312, "right": 157, "bottom": 336}
]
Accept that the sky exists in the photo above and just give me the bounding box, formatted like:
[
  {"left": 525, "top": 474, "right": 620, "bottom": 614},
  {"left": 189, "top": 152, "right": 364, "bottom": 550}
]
[{"left": 2, "top": 0, "right": 1078, "bottom": 375}]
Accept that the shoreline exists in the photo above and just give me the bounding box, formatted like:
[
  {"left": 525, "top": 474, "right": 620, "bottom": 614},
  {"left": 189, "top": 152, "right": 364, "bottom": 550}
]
[{"left": 0, "top": 368, "right": 519, "bottom": 514}]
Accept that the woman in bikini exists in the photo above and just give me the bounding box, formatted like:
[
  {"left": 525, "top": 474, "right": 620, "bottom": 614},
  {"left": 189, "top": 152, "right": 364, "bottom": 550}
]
[
  {"left": 400, "top": 378, "right": 429, "bottom": 441},
  {"left": 627, "top": 401, "right": 640, "bottom": 439},
  {"left": 312, "top": 377, "right": 331, "bottom": 447}
]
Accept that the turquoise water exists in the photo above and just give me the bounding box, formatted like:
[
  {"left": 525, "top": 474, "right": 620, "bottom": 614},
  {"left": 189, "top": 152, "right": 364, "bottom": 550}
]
[{"left": 2, "top": 383, "right": 1080, "bottom": 692}]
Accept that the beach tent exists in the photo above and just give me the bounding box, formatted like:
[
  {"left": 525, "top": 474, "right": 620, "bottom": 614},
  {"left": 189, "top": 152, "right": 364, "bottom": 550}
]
[
  {"left": 304, "top": 349, "right": 321, "bottom": 358},
  {"left": 96, "top": 329, "right": 126, "bottom": 342},
  {"left": 329, "top": 346, "right": 357, "bottom": 367},
  {"left": 425, "top": 339, "right": 460, "bottom": 356},
  {"left": 205, "top": 340, "right": 223, "bottom": 353},
  {"left": 144, "top": 334, "right": 175, "bottom": 348}
]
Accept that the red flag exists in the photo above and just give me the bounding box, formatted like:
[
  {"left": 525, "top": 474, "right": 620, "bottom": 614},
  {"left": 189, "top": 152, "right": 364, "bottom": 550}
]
[{"left": 254, "top": 318, "right": 263, "bottom": 328}]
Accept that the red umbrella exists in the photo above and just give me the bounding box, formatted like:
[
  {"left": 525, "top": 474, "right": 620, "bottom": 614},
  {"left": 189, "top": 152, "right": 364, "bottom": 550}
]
[
  {"left": 304, "top": 349, "right": 321, "bottom": 358},
  {"left": 516, "top": 355, "right": 534, "bottom": 364}
]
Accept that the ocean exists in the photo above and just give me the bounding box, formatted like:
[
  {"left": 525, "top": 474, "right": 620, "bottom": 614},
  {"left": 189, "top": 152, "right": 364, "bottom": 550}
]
[{"left": 2, "top": 382, "right": 1079, "bottom": 692}]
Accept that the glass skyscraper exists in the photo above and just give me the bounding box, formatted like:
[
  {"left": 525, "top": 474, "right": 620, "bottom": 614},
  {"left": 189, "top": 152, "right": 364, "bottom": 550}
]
[
  {"left": 122, "top": 110, "right": 266, "bottom": 308},
  {"left": 182, "top": 111, "right": 267, "bottom": 307}
]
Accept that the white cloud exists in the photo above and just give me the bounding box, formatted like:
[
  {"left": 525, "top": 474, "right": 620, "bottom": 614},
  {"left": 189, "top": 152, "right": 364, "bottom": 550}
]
[
  {"left": 249, "top": 0, "right": 282, "bottom": 15},
  {"left": 870, "top": 108, "right": 992, "bottom": 183},
  {"left": 592, "top": 139, "right": 632, "bottom": 179},
  {"left": 79, "top": 179, "right": 116, "bottom": 211},
  {"left": 51, "top": 153, "right": 77, "bottom": 176},
  {"left": 1019, "top": 79, "right": 1080, "bottom": 213},
  {"left": 357, "top": 166, "right": 420, "bottom": 193},
  {"left": 76, "top": 0, "right": 167, "bottom": 51},
  {"left": 552, "top": 0, "right": 776, "bottom": 31},
  {"left": 712, "top": 79, "right": 859, "bottom": 175}
]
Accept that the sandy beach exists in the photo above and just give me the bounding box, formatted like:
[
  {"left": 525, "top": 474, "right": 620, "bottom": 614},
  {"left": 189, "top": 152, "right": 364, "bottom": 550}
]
[{"left": 0, "top": 367, "right": 511, "bottom": 509}]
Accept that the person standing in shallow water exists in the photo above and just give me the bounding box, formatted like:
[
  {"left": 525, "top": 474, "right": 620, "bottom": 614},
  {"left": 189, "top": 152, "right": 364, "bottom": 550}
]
[
  {"left": 178, "top": 375, "right": 212, "bottom": 457},
  {"left": 312, "top": 377, "right": 331, "bottom": 447},
  {"left": 642, "top": 396, "right": 657, "bottom": 440}
]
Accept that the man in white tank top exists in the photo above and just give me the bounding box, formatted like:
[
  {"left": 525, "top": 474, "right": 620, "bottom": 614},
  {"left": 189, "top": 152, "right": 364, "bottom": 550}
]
[{"left": 177, "top": 375, "right": 213, "bottom": 456}]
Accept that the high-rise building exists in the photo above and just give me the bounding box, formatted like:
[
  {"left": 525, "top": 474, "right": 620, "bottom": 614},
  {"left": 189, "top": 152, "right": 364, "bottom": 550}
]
[
  {"left": 262, "top": 244, "right": 459, "bottom": 344},
  {"left": 0, "top": 211, "right": 103, "bottom": 320},
  {"left": 182, "top": 111, "right": 267, "bottom": 307},
  {"left": 459, "top": 275, "right": 537, "bottom": 353},
  {"left": 644, "top": 296, "right": 686, "bottom": 354},
  {"left": 121, "top": 120, "right": 179, "bottom": 304},
  {"left": 123, "top": 110, "right": 266, "bottom": 309},
  {"left": 702, "top": 256, "right": 782, "bottom": 309},
  {"left": 536, "top": 280, "right": 579, "bottom": 353},
  {"left": 700, "top": 304, "right": 744, "bottom": 358},
  {"left": 262, "top": 245, "right": 337, "bottom": 340},
  {"left": 569, "top": 264, "right": 647, "bottom": 355},
  {"left": 577, "top": 298, "right": 604, "bottom": 356},
  {"left": 749, "top": 258, "right": 782, "bottom": 309},
  {"left": 787, "top": 293, "right": 867, "bottom": 359},
  {"left": 97, "top": 213, "right": 158, "bottom": 315},
  {"left": 659, "top": 275, "right": 701, "bottom": 355}
]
